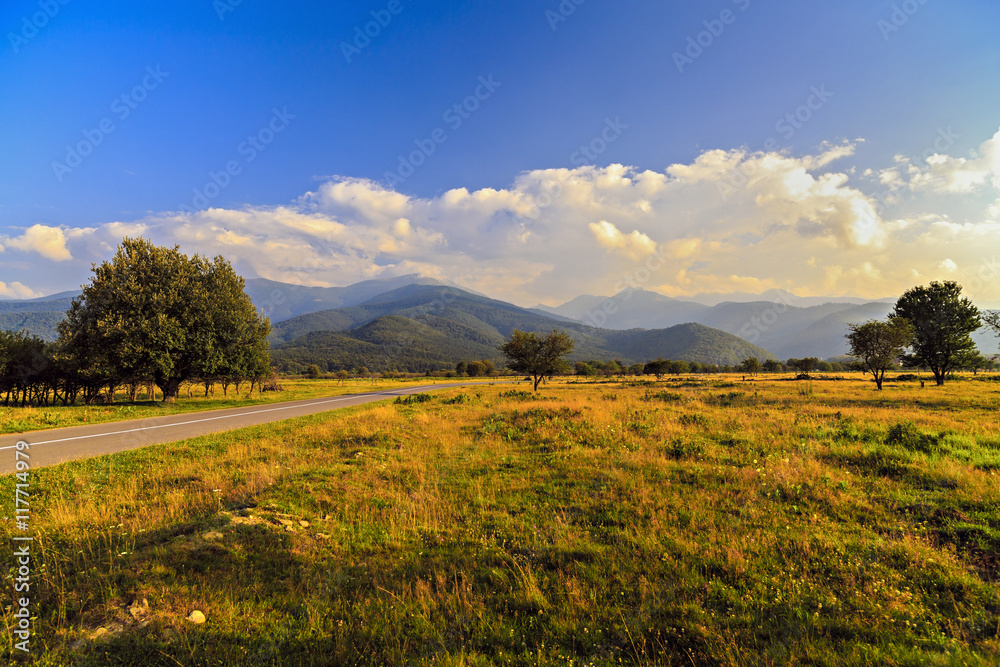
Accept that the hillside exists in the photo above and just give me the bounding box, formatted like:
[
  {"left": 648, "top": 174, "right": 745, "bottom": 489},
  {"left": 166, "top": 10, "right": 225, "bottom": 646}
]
[
  {"left": 0, "top": 292, "right": 79, "bottom": 341},
  {"left": 270, "top": 286, "right": 775, "bottom": 372}
]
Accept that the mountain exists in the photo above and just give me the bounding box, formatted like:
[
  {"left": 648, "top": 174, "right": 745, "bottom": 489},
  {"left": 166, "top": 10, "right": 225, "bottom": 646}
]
[
  {"left": 269, "top": 284, "right": 775, "bottom": 372},
  {"left": 0, "top": 291, "right": 80, "bottom": 341},
  {"left": 243, "top": 274, "right": 452, "bottom": 322}
]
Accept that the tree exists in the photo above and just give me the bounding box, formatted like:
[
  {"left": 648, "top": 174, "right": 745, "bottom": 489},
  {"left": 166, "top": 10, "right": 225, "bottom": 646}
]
[
  {"left": 740, "top": 357, "right": 762, "bottom": 376},
  {"left": 499, "top": 329, "right": 575, "bottom": 391},
  {"left": 466, "top": 360, "right": 486, "bottom": 377},
  {"left": 984, "top": 311, "right": 1000, "bottom": 352},
  {"left": 58, "top": 238, "right": 270, "bottom": 402},
  {"left": 890, "top": 281, "right": 980, "bottom": 386},
  {"left": 846, "top": 319, "right": 914, "bottom": 390},
  {"left": 455, "top": 361, "right": 467, "bottom": 376},
  {"left": 306, "top": 364, "right": 321, "bottom": 379},
  {"left": 574, "top": 361, "right": 597, "bottom": 377},
  {"left": 762, "top": 359, "right": 782, "bottom": 373},
  {"left": 644, "top": 358, "right": 669, "bottom": 379}
]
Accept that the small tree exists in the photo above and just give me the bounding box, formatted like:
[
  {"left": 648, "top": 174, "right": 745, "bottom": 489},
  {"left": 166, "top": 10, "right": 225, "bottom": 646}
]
[
  {"left": 644, "top": 358, "right": 668, "bottom": 379},
  {"left": 846, "top": 319, "right": 914, "bottom": 390},
  {"left": 499, "top": 329, "right": 575, "bottom": 391},
  {"left": 740, "top": 357, "right": 762, "bottom": 376},
  {"left": 466, "top": 360, "right": 487, "bottom": 377},
  {"left": 762, "top": 359, "right": 782, "bottom": 373},
  {"left": 890, "top": 281, "right": 980, "bottom": 386},
  {"left": 306, "top": 364, "right": 321, "bottom": 379},
  {"left": 455, "top": 361, "right": 467, "bottom": 376}
]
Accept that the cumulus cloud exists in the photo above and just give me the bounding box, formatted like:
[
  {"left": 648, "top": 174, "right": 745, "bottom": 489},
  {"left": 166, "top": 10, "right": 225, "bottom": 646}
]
[
  {"left": 0, "top": 281, "right": 43, "bottom": 299},
  {"left": 4, "top": 224, "right": 73, "bottom": 261},
  {"left": 881, "top": 127, "right": 1000, "bottom": 194},
  {"left": 9, "top": 128, "right": 1000, "bottom": 307}
]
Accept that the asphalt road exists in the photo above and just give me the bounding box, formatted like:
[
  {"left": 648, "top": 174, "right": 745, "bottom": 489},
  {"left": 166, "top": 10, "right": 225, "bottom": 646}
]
[{"left": 0, "top": 382, "right": 505, "bottom": 475}]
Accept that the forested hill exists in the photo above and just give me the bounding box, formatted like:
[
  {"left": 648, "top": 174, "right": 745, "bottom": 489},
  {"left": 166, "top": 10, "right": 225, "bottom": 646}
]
[{"left": 269, "top": 284, "right": 775, "bottom": 372}]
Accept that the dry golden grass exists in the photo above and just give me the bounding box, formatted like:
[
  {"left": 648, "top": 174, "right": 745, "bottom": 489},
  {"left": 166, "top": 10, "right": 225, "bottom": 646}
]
[{"left": 2, "top": 373, "right": 1000, "bottom": 665}]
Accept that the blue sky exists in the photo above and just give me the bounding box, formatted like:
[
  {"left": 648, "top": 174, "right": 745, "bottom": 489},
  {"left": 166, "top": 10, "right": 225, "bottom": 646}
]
[{"left": 2, "top": 0, "right": 999, "bottom": 307}]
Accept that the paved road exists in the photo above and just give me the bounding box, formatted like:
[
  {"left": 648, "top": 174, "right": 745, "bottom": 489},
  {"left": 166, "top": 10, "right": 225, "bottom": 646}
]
[{"left": 0, "top": 382, "right": 505, "bottom": 474}]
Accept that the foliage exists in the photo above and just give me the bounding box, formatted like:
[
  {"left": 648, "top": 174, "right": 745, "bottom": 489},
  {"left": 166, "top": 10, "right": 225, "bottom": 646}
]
[
  {"left": 739, "top": 356, "right": 762, "bottom": 376},
  {"left": 499, "top": 329, "right": 575, "bottom": 391},
  {"left": 846, "top": 318, "right": 915, "bottom": 390},
  {"left": 891, "top": 281, "right": 981, "bottom": 386},
  {"left": 57, "top": 238, "right": 271, "bottom": 402}
]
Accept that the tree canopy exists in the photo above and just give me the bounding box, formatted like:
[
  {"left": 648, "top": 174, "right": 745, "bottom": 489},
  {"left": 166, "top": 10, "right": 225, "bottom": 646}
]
[
  {"left": 57, "top": 238, "right": 270, "bottom": 402},
  {"left": 890, "top": 281, "right": 980, "bottom": 386},
  {"left": 499, "top": 329, "right": 575, "bottom": 391},
  {"left": 846, "top": 318, "right": 914, "bottom": 390}
]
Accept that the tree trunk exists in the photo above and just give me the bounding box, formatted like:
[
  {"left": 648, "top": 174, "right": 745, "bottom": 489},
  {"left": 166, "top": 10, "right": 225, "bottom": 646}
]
[{"left": 160, "top": 379, "right": 181, "bottom": 403}]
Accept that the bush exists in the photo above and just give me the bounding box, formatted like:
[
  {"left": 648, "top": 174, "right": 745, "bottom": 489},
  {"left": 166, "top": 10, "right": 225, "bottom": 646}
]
[
  {"left": 885, "top": 420, "right": 940, "bottom": 453},
  {"left": 394, "top": 393, "right": 432, "bottom": 406}
]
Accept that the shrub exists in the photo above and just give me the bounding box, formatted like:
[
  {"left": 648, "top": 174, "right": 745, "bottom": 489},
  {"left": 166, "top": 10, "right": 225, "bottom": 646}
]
[{"left": 885, "top": 420, "right": 940, "bottom": 453}]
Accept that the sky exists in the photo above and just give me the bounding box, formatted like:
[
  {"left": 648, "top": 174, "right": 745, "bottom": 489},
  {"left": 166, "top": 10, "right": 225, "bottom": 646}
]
[{"left": 1, "top": 0, "right": 999, "bottom": 308}]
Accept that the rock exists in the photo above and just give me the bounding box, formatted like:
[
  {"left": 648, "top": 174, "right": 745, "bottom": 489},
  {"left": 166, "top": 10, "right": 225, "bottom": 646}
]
[
  {"left": 90, "top": 627, "right": 109, "bottom": 641},
  {"left": 314, "top": 533, "right": 331, "bottom": 540},
  {"left": 127, "top": 597, "right": 150, "bottom": 619},
  {"left": 186, "top": 610, "right": 206, "bottom": 624},
  {"left": 276, "top": 518, "right": 295, "bottom": 527},
  {"left": 203, "top": 531, "right": 224, "bottom": 541},
  {"left": 298, "top": 520, "right": 310, "bottom": 528}
]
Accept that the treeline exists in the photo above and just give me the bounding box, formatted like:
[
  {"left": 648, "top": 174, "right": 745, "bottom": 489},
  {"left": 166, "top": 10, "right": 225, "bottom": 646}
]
[{"left": 0, "top": 329, "right": 273, "bottom": 407}]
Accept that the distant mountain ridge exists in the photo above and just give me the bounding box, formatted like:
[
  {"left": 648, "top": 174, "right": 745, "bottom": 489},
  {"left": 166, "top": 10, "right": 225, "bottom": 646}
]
[
  {"left": 3, "top": 278, "right": 995, "bottom": 359},
  {"left": 269, "top": 284, "right": 776, "bottom": 373}
]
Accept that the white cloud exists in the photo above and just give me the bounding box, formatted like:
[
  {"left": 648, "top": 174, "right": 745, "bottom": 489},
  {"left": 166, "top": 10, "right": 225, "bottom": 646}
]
[
  {"left": 4, "top": 224, "right": 73, "bottom": 261},
  {"left": 9, "top": 128, "right": 1000, "bottom": 307},
  {"left": 0, "top": 281, "right": 43, "bottom": 299},
  {"left": 882, "top": 127, "right": 1000, "bottom": 194}
]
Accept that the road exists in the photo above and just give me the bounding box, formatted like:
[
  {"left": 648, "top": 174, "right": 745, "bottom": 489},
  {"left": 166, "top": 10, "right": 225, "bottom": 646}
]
[{"left": 0, "top": 382, "right": 503, "bottom": 474}]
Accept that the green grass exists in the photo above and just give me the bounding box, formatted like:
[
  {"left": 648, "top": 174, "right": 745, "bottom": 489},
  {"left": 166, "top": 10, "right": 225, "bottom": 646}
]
[{"left": 2, "top": 375, "right": 1000, "bottom": 664}]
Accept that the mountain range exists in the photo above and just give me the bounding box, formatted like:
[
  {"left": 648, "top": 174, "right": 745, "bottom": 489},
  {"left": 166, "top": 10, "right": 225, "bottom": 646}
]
[{"left": 2, "top": 277, "right": 996, "bottom": 367}]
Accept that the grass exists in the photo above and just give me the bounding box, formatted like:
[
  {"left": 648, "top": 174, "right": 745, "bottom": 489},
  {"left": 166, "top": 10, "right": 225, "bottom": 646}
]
[
  {"left": 0, "top": 377, "right": 499, "bottom": 435},
  {"left": 2, "top": 374, "right": 1000, "bottom": 665}
]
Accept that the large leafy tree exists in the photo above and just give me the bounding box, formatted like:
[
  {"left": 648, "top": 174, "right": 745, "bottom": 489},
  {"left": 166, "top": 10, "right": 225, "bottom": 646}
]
[
  {"left": 890, "top": 281, "right": 980, "bottom": 386},
  {"left": 499, "top": 329, "right": 575, "bottom": 391},
  {"left": 846, "top": 318, "right": 914, "bottom": 390},
  {"left": 58, "top": 238, "right": 270, "bottom": 402}
]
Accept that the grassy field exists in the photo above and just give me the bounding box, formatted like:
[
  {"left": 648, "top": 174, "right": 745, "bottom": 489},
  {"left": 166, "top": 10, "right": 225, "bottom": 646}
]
[
  {"left": 2, "top": 374, "right": 1000, "bottom": 665},
  {"left": 0, "top": 377, "right": 492, "bottom": 435}
]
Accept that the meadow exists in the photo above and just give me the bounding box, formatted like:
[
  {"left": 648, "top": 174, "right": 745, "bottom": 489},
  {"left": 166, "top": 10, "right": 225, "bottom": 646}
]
[
  {"left": 0, "top": 377, "right": 473, "bottom": 435},
  {"left": 2, "top": 373, "right": 1000, "bottom": 665}
]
